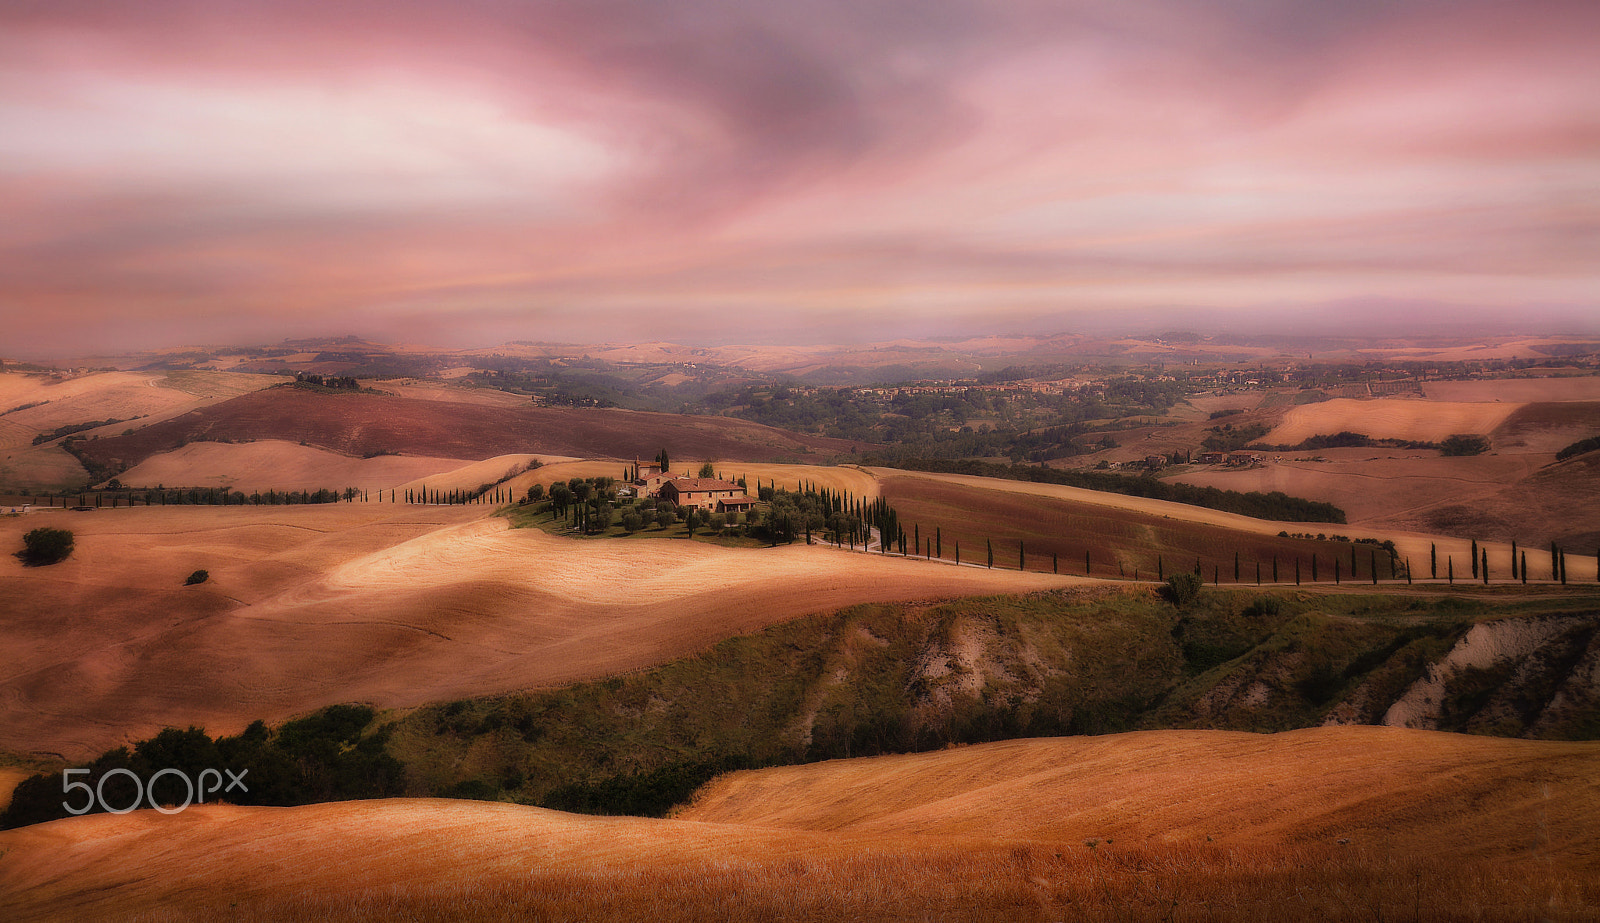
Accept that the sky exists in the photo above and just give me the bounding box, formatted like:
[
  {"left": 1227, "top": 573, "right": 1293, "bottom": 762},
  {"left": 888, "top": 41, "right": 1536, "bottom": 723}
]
[{"left": 1, "top": 0, "right": 1596, "bottom": 355}]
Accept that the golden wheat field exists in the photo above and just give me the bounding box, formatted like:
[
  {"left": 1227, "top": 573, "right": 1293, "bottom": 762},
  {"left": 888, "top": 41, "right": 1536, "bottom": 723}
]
[
  {"left": 113, "top": 440, "right": 480, "bottom": 492},
  {"left": 863, "top": 465, "right": 1587, "bottom": 575},
  {"left": 2, "top": 728, "right": 1596, "bottom": 922},
  {"left": 1166, "top": 451, "right": 1548, "bottom": 529},
  {"left": 0, "top": 503, "right": 1076, "bottom": 758},
  {"left": 0, "top": 370, "right": 288, "bottom": 488},
  {"left": 1264, "top": 398, "right": 1523, "bottom": 446}
]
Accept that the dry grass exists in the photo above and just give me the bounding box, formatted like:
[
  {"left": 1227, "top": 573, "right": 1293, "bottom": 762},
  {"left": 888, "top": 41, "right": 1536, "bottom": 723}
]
[
  {"left": 72, "top": 387, "right": 862, "bottom": 478},
  {"left": 1266, "top": 398, "right": 1522, "bottom": 446},
  {"left": 683, "top": 727, "right": 1600, "bottom": 861},
  {"left": 0, "top": 504, "right": 1075, "bottom": 758},
  {"left": 113, "top": 439, "right": 478, "bottom": 492},
  {"left": 877, "top": 466, "right": 1597, "bottom": 583},
  {"left": 1165, "top": 451, "right": 1549, "bottom": 530},
  {"left": 1424, "top": 378, "right": 1600, "bottom": 403},
  {"left": 3, "top": 729, "right": 1597, "bottom": 922},
  {"left": 0, "top": 369, "right": 287, "bottom": 488},
  {"left": 0, "top": 767, "right": 28, "bottom": 811}
]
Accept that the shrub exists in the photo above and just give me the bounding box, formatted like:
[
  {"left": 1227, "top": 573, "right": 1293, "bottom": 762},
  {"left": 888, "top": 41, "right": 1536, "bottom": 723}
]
[
  {"left": 19, "top": 527, "right": 73, "bottom": 566},
  {"left": 1161, "top": 572, "right": 1202, "bottom": 606},
  {"left": 1244, "top": 595, "right": 1282, "bottom": 618},
  {"left": 1439, "top": 434, "right": 1490, "bottom": 457},
  {"left": 185, "top": 569, "right": 209, "bottom": 586}
]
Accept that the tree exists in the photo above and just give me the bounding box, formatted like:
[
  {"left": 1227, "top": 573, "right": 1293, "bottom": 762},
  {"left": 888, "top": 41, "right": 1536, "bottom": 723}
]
[
  {"left": 1511, "top": 539, "right": 1519, "bottom": 581},
  {"left": 1431, "top": 543, "right": 1437, "bottom": 580},
  {"left": 19, "top": 527, "right": 73, "bottom": 566},
  {"left": 1471, "top": 540, "right": 1479, "bottom": 579},
  {"left": 698, "top": 461, "right": 716, "bottom": 478},
  {"left": 986, "top": 538, "right": 993, "bottom": 569},
  {"left": 656, "top": 449, "right": 670, "bottom": 472},
  {"left": 527, "top": 483, "right": 545, "bottom": 503},
  {"left": 185, "top": 569, "right": 209, "bottom": 586},
  {"left": 655, "top": 508, "right": 676, "bottom": 530}
]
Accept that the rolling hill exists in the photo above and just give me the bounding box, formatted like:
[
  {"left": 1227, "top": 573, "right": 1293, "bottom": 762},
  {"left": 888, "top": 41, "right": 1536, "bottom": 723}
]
[
  {"left": 70, "top": 384, "right": 866, "bottom": 484},
  {"left": 2, "top": 728, "right": 1595, "bottom": 922}
]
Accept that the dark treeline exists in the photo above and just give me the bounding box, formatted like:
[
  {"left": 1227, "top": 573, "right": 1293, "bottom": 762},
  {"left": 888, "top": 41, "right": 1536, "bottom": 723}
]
[
  {"left": 292, "top": 373, "right": 363, "bottom": 390},
  {"left": 32, "top": 486, "right": 374, "bottom": 507},
  {"left": 0, "top": 705, "right": 403, "bottom": 830},
  {"left": 1246, "top": 430, "right": 1436, "bottom": 452},
  {"left": 1556, "top": 436, "right": 1600, "bottom": 462},
  {"left": 32, "top": 418, "right": 126, "bottom": 446},
  {"left": 889, "top": 458, "right": 1347, "bottom": 524}
]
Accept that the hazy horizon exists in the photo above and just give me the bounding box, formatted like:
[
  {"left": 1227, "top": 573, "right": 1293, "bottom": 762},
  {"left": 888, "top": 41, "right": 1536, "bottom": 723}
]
[{"left": 3, "top": 0, "right": 1596, "bottom": 356}]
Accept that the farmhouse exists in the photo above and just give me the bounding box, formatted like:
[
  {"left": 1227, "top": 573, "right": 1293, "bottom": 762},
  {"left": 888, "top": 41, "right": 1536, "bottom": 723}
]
[
  {"left": 659, "top": 477, "right": 751, "bottom": 512},
  {"left": 1226, "top": 452, "right": 1262, "bottom": 467},
  {"left": 632, "top": 458, "right": 674, "bottom": 497},
  {"left": 1197, "top": 452, "right": 1226, "bottom": 465}
]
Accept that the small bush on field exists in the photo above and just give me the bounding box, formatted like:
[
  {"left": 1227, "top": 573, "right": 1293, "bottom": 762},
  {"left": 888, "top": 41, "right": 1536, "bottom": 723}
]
[
  {"left": 19, "top": 527, "right": 73, "bottom": 566},
  {"left": 185, "top": 569, "right": 209, "bottom": 585}
]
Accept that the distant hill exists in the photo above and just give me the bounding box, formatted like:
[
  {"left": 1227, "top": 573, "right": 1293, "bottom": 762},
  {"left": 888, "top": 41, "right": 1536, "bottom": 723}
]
[{"left": 70, "top": 384, "right": 867, "bottom": 481}]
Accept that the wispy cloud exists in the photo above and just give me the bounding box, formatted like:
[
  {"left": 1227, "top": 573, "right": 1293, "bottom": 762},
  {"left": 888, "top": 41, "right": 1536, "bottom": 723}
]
[{"left": 1, "top": 0, "right": 1595, "bottom": 353}]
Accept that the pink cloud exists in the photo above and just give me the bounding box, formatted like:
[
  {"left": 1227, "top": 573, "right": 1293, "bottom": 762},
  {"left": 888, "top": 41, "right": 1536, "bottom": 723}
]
[{"left": 0, "top": 0, "right": 1595, "bottom": 356}]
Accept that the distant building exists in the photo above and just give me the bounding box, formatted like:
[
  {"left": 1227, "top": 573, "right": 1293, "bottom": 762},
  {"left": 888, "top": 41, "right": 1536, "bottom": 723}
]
[
  {"left": 659, "top": 477, "right": 750, "bottom": 511},
  {"left": 1144, "top": 454, "right": 1167, "bottom": 469},
  {"left": 1198, "top": 452, "right": 1226, "bottom": 465},
  {"left": 1226, "top": 453, "right": 1262, "bottom": 467}
]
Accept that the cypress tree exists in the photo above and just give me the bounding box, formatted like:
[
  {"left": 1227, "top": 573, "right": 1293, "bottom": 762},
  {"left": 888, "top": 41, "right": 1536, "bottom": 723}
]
[
  {"left": 1234, "top": 551, "right": 1240, "bottom": 582},
  {"left": 1158, "top": 556, "right": 1164, "bottom": 581},
  {"left": 1213, "top": 564, "right": 1219, "bottom": 585},
  {"left": 1551, "top": 541, "right": 1558, "bottom": 580},
  {"left": 936, "top": 527, "right": 942, "bottom": 559},
  {"left": 1295, "top": 558, "right": 1301, "bottom": 585},
  {"left": 1256, "top": 561, "right": 1261, "bottom": 586},
  {"left": 1471, "top": 540, "right": 1478, "bottom": 579},
  {"left": 1448, "top": 556, "right": 1454, "bottom": 584},
  {"left": 1481, "top": 548, "right": 1488, "bottom": 584},
  {"left": 1371, "top": 550, "right": 1378, "bottom": 585},
  {"left": 1335, "top": 559, "right": 1341, "bottom": 584},
  {"left": 1430, "top": 543, "right": 1437, "bottom": 579},
  {"left": 1521, "top": 552, "right": 1528, "bottom": 585},
  {"left": 1405, "top": 558, "right": 1412, "bottom": 585},
  {"left": 955, "top": 542, "right": 960, "bottom": 566},
  {"left": 986, "top": 538, "right": 993, "bottom": 569},
  {"left": 1272, "top": 556, "right": 1278, "bottom": 583},
  {"left": 1560, "top": 549, "right": 1567, "bottom": 585},
  {"left": 1019, "top": 540, "right": 1025, "bottom": 571},
  {"left": 915, "top": 524, "right": 920, "bottom": 554},
  {"left": 1053, "top": 553, "right": 1059, "bottom": 575},
  {"left": 1511, "top": 540, "right": 1519, "bottom": 580}
]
